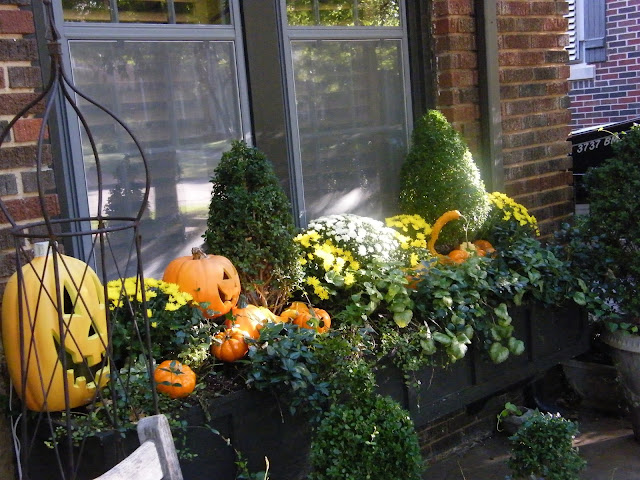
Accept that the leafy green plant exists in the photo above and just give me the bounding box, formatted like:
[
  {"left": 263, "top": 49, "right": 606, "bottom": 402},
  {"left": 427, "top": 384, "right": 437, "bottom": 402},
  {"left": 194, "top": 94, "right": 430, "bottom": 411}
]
[
  {"left": 308, "top": 395, "right": 424, "bottom": 480},
  {"left": 398, "top": 109, "right": 491, "bottom": 248},
  {"left": 567, "top": 124, "right": 640, "bottom": 333},
  {"left": 203, "top": 140, "right": 301, "bottom": 311},
  {"left": 245, "top": 322, "right": 330, "bottom": 419},
  {"left": 508, "top": 410, "right": 586, "bottom": 480}
]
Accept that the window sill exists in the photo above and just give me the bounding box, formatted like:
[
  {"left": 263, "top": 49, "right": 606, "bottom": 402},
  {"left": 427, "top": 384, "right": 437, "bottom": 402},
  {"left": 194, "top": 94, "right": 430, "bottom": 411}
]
[{"left": 569, "top": 63, "right": 595, "bottom": 81}]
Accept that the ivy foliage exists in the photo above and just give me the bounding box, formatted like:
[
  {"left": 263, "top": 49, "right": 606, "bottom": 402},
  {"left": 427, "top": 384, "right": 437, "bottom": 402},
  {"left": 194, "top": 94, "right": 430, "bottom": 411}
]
[
  {"left": 203, "top": 140, "right": 300, "bottom": 311},
  {"left": 399, "top": 110, "right": 491, "bottom": 248}
]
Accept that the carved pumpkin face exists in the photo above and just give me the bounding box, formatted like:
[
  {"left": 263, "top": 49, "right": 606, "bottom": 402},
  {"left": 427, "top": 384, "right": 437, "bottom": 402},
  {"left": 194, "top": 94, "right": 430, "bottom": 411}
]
[
  {"left": 163, "top": 248, "right": 241, "bottom": 318},
  {"left": 2, "top": 253, "right": 110, "bottom": 411}
]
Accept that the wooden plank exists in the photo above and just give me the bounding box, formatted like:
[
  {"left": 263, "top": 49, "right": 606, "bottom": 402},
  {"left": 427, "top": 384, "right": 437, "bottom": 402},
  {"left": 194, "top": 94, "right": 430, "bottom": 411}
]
[{"left": 93, "top": 441, "right": 163, "bottom": 480}]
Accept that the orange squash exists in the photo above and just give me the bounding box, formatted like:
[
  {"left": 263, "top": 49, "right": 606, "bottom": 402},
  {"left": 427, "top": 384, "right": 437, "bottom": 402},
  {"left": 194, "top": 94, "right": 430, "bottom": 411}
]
[
  {"left": 428, "top": 210, "right": 462, "bottom": 259},
  {"left": 473, "top": 239, "right": 495, "bottom": 256},
  {"left": 447, "top": 249, "right": 470, "bottom": 264},
  {"left": 211, "top": 328, "right": 249, "bottom": 362},
  {"left": 293, "top": 308, "right": 331, "bottom": 334},
  {"left": 154, "top": 360, "right": 196, "bottom": 399},
  {"left": 225, "top": 303, "right": 268, "bottom": 339},
  {"left": 163, "top": 248, "right": 241, "bottom": 318}
]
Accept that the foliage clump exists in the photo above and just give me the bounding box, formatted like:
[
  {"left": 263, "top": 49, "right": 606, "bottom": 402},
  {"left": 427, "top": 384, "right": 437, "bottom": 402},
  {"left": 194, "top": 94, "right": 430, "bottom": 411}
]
[
  {"left": 203, "top": 140, "right": 300, "bottom": 311},
  {"left": 399, "top": 110, "right": 490, "bottom": 248},
  {"left": 508, "top": 410, "right": 586, "bottom": 480},
  {"left": 309, "top": 395, "right": 424, "bottom": 480},
  {"left": 575, "top": 124, "right": 640, "bottom": 330}
]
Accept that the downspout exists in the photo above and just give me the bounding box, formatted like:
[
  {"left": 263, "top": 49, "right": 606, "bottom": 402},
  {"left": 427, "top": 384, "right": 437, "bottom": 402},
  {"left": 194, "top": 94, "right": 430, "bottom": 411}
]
[{"left": 476, "top": 0, "right": 504, "bottom": 192}]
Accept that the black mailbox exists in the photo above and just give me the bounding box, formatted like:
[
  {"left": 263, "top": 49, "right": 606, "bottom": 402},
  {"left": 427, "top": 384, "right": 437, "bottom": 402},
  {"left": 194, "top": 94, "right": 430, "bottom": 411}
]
[{"left": 569, "top": 117, "right": 639, "bottom": 204}]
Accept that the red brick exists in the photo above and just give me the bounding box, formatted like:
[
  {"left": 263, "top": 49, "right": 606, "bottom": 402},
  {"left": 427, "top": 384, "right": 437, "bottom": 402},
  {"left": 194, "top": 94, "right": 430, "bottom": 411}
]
[
  {"left": 0, "top": 93, "right": 45, "bottom": 115},
  {"left": 0, "top": 10, "right": 34, "bottom": 34},
  {"left": 0, "top": 194, "right": 59, "bottom": 224},
  {"left": 12, "top": 118, "right": 47, "bottom": 143},
  {"left": 439, "top": 70, "right": 477, "bottom": 88},
  {"left": 0, "top": 145, "right": 50, "bottom": 169},
  {"left": 497, "top": 1, "right": 530, "bottom": 16},
  {"left": 0, "top": 67, "right": 4, "bottom": 89},
  {"left": 8, "top": 66, "right": 42, "bottom": 89},
  {"left": 0, "top": 39, "right": 38, "bottom": 62},
  {"left": 504, "top": 171, "right": 573, "bottom": 197}
]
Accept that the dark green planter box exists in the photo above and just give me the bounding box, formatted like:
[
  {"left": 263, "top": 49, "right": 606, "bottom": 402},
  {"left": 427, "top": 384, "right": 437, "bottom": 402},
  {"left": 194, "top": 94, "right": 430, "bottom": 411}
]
[{"left": 26, "top": 304, "right": 590, "bottom": 480}]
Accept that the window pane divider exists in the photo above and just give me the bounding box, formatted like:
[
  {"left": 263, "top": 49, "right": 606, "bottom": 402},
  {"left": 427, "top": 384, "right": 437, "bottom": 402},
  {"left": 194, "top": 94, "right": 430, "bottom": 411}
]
[
  {"left": 286, "top": 26, "right": 403, "bottom": 40},
  {"left": 63, "top": 23, "right": 237, "bottom": 41}
]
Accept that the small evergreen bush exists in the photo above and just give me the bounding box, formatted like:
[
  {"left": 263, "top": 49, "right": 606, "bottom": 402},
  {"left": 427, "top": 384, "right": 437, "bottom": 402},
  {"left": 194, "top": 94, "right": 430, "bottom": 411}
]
[
  {"left": 309, "top": 395, "right": 424, "bottom": 480},
  {"left": 508, "top": 410, "right": 586, "bottom": 480},
  {"left": 203, "top": 141, "right": 300, "bottom": 311},
  {"left": 399, "top": 110, "right": 490, "bottom": 248}
]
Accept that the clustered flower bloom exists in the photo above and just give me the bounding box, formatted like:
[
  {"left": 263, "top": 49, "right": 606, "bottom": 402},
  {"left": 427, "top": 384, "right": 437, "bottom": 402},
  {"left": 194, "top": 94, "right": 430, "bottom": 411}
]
[
  {"left": 487, "top": 192, "right": 540, "bottom": 236},
  {"left": 385, "top": 214, "right": 433, "bottom": 267},
  {"left": 295, "top": 214, "right": 403, "bottom": 301},
  {"left": 107, "top": 277, "right": 193, "bottom": 317}
]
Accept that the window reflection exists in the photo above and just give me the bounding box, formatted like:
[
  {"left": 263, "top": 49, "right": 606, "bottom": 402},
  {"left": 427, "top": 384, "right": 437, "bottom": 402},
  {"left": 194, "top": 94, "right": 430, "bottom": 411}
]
[
  {"left": 62, "top": 0, "right": 231, "bottom": 24},
  {"left": 292, "top": 39, "right": 407, "bottom": 220},
  {"left": 69, "top": 40, "right": 242, "bottom": 277},
  {"left": 287, "top": 0, "right": 400, "bottom": 26}
]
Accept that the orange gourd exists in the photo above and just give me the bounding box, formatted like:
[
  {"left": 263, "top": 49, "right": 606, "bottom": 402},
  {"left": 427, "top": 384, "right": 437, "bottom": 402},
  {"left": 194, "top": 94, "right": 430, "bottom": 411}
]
[
  {"left": 428, "top": 210, "right": 462, "bottom": 259},
  {"left": 154, "top": 360, "right": 196, "bottom": 399},
  {"left": 473, "top": 239, "right": 495, "bottom": 256},
  {"left": 447, "top": 249, "right": 470, "bottom": 264},
  {"left": 225, "top": 302, "right": 268, "bottom": 339},
  {"left": 163, "top": 248, "right": 241, "bottom": 318},
  {"left": 211, "top": 328, "right": 249, "bottom": 362},
  {"left": 293, "top": 308, "right": 331, "bottom": 334}
]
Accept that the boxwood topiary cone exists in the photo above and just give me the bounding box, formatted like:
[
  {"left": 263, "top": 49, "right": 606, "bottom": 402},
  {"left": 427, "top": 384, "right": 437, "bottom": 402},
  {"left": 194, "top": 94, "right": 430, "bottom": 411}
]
[
  {"left": 399, "top": 110, "right": 490, "bottom": 249},
  {"left": 203, "top": 140, "right": 300, "bottom": 312}
]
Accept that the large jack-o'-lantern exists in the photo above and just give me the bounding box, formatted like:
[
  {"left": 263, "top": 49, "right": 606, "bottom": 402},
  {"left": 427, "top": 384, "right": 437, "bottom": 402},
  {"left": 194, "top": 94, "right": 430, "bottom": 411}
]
[
  {"left": 163, "top": 247, "right": 241, "bottom": 318},
  {"left": 1, "top": 248, "right": 110, "bottom": 411}
]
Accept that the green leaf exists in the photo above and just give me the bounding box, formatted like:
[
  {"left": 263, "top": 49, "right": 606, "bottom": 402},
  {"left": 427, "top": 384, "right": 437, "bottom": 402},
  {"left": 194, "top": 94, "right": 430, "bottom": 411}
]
[
  {"left": 393, "top": 309, "right": 413, "bottom": 327},
  {"left": 489, "top": 342, "right": 510, "bottom": 364},
  {"left": 572, "top": 291, "right": 587, "bottom": 306}
]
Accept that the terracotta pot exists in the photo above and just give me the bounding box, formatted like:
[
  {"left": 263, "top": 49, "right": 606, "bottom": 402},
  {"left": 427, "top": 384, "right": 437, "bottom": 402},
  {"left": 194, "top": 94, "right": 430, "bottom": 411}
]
[{"left": 602, "top": 330, "right": 640, "bottom": 441}]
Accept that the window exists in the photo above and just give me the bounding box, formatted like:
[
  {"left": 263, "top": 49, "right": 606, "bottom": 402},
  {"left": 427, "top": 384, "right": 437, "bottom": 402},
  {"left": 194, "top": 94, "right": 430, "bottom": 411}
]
[
  {"left": 565, "top": 0, "right": 606, "bottom": 80},
  {"left": 50, "top": 0, "right": 411, "bottom": 277}
]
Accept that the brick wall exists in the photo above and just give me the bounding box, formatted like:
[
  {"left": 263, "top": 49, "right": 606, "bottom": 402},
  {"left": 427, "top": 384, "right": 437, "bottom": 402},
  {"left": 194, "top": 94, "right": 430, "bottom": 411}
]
[
  {"left": 433, "top": 0, "right": 574, "bottom": 236},
  {"left": 568, "top": 0, "right": 640, "bottom": 130}
]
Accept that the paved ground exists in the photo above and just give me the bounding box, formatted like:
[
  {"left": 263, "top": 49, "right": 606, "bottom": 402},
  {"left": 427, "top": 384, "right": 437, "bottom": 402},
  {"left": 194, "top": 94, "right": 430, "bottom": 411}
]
[{"left": 426, "top": 410, "right": 640, "bottom": 479}]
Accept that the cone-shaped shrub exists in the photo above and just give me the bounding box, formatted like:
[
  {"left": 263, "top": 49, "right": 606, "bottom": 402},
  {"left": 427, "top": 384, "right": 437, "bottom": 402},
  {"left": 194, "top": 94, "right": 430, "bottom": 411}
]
[{"left": 399, "top": 110, "right": 490, "bottom": 248}]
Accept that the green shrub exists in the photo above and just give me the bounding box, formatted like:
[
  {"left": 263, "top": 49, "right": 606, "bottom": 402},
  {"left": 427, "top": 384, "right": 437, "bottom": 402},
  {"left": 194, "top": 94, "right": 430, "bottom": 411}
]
[
  {"left": 309, "top": 395, "right": 424, "bottom": 480},
  {"left": 203, "top": 141, "right": 300, "bottom": 311},
  {"left": 508, "top": 410, "right": 586, "bottom": 480},
  {"left": 399, "top": 110, "right": 490, "bottom": 248},
  {"left": 578, "top": 125, "right": 640, "bottom": 329}
]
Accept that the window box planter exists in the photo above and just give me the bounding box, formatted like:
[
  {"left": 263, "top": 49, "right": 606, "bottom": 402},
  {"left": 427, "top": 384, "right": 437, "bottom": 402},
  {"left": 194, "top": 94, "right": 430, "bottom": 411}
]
[{"left": 26, "top": 304, "right": 589, "bottom": 480}]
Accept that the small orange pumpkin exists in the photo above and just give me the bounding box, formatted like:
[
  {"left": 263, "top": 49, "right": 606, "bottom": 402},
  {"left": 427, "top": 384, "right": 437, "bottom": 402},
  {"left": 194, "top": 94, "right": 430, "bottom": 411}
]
[
  {"left": 473, "top": 239, "right": 495, "bottom": 256},
  {"left": 447, "top": 249, "right": 470, "bottom": 264},
  {"left": 211, "top": 328, "right": 249, "bottom": 362},
  {"left": 280, "top": 301, "right": 311, "bottom": 322},
  {"left": 293, "top": 308, "right": 331, "bottom": 334},
  {"left": 154, "top": 360, "right": 196, "bottom": 399},
  {"left": 163, "top": 248, "right": 241, "bottom": 318}
]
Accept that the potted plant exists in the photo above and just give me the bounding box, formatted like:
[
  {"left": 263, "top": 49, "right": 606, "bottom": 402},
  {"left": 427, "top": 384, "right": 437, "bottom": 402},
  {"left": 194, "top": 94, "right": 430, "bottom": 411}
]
[{"left": 563, "top": 124, "right": 640, "bottom": 439}]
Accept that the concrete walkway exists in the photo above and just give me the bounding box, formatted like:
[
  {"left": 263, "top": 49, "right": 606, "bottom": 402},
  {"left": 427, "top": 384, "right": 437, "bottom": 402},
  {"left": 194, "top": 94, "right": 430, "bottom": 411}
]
[{"left": 425, "top": 410, "right": 640, "bottom": 479}]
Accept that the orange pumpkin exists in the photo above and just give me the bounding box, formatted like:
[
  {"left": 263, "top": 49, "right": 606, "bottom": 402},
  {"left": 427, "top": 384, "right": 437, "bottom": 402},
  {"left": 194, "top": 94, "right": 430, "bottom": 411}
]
[
  {"left": 428, "top": 210, "right": 462, "bottom": 261},
  {"left": 211, "top": 328, "right": 249, "bottom": 362},
  {"left": 163, "top": 248, "right": 241, "bottom": 318},
  {"left": 225, "top": 304, "right": 268, "bottom": 339},
  {"left": 280, "top": 301, "right": 311, "bottom": 322},
  {"left": 473, "top": 239, "right": 495, "bottom": 256},
  {"left": 447, "top": 249, "right": 470, "bottom": 264},
  {"left": 154, "top": 360, "right": 196, "bottom": 399},
  {"left": 293, "top": 308, "right": 331, "bottom": 334}
]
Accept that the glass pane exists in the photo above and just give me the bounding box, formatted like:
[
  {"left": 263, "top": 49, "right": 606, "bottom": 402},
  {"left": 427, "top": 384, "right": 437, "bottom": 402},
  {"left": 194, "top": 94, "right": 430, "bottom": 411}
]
[
  {"left": 62, "top": 0, "right": 231, "bottom": 24},
  {"left": 117, "top": 0, "right": 169, "bottom": 24},
  {"left": 176, "top": 0, "right": 231, "bottom": 24},
  {"left": 287, "top": 0, "right": 400, "bottom": 26},
  {"left": 63, "top": 0, "right": 112, "bottom": 22},
  {"left": 69, "top": 40, "right": 243, "bottom": 278},
  {"left": 291, "top": 39, "right": 407, "bottom": 220}
]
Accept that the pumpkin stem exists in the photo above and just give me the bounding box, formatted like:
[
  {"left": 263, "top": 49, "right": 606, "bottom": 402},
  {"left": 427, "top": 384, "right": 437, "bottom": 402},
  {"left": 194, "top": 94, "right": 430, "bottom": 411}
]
[{"left": 192, "top": 247, "right": 208, "bottom": 260}]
